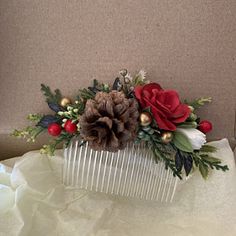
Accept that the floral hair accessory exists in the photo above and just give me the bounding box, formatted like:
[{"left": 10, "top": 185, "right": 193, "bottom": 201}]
[{"left": 12, "top": 70, "right": 229, "bottom": 180}]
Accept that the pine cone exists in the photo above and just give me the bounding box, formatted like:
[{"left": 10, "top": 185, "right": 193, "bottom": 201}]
[{"left": 80, "top": 91, "right": 139, "bottom": 152}]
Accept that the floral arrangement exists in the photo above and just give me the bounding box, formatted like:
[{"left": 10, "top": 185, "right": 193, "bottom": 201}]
[{"left": 12, "top": 70, "right": 229, "bottom": 179}]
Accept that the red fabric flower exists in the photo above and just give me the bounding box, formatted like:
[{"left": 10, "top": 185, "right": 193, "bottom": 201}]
[{"left": 134, "top": 83, "right": 190, "bottom": 131}]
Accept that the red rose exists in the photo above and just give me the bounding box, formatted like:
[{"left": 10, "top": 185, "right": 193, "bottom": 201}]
[
  {"left": 198, "top": 120, "right": 212, "bottom": 133},
  {"left": 134, "top": 83, "right": 190, "bottom": 131}
]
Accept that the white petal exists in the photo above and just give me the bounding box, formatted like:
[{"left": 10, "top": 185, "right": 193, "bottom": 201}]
[{"left": 176, "top": 128, "right": 206, "bottom": 150}]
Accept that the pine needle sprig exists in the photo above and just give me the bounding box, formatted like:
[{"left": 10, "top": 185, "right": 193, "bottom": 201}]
[
  {"left": 192, "top": 152, "right": 229, "bottom": 179},
  {"left": 41, "top": 84, "right": 62, "bottom": 104}
]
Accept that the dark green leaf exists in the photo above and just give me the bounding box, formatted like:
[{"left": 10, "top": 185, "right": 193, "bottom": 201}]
[
  {"left": 37, "top": 115, "right": 59, "bottom": 128},
  {"left": 175, "top": 150, "right": 183, "bottom": 172},
  {"left": 184, "top": 155, "right": 193, "bottom": 176},
  {"left": 48, "top": 103, "right": 63, "bottom": 112},
  {"left": 112, "top": 78, "right": 123, "bottom": 91}
]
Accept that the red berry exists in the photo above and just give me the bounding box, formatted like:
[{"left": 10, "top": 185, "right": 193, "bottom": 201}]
[
  {"left": 198, "top": 120, "right": 213, "bottom": 134},
  {"left": 48, "top": 123, "right": 62, "bottom": 136},
  {"left": 64, "top": 120, "right": 77, "bottom": 134}
]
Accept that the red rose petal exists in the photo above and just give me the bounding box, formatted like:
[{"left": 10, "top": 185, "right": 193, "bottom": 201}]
[
  {"left": 150, "top": 105, "right": 177, "bottom": 130},
  {"left": 171, "top": 104, "right": 190, "bottom": 123},
  {"left": 142, "top": 83, "right": 163, "bottom": 94},
  {"left": 162, "top": 90, "right": 180, "bottom": 111}
]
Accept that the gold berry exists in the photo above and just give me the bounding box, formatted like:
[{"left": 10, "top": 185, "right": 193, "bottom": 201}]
[
  {"left": 161, "top": 132, "right": 173, "bottom": 144},
  {"left": 140, "top": 112, "right": 152, "bottom": 126},
  {"left": 60, "top": 97, "right": 71, "bottom": 107}
]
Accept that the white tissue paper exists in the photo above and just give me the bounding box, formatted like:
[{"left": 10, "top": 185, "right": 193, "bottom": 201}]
[{"left": 0, "top": 139, "right": 236, "bottom": 236}]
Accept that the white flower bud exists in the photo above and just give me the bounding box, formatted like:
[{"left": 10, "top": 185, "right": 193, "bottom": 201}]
[
  {"left": 62, "top": 118, "right": 67, "bottom": 123},
  {"left": 176, "top": 128, "right": 206, "bottom": 150},
  {"left": 75, "top": 100, "right": 79, "bottom": 104},
  {"left": 58, "top": 111, "right": 64, "bottom": 116},
  {"left": 73, "top": 108, "right": 78, "bottom": 113}
]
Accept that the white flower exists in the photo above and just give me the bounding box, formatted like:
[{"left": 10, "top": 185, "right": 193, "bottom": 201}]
[
  {"left": 58, "top": 111, "right": 64, "bottom": 116},
  {"left": 138, "top": 69, "right": 147, "bottom": 81},
  {"left": 125, "top": 73, "right": 133, "bottom": 82},
  {"left": 176, "top": 128, "right": 206, "bottom": 150}
]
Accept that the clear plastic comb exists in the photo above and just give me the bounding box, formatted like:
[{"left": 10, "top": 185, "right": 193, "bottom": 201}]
[{"left": 62, "top": 139, "right": 179, "bottom": 202}]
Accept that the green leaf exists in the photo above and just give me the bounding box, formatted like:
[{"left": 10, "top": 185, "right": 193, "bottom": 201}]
[
  {"left": 177, "top": 122, "right": 197, "bottom": 129},
  {"left": 199, "top": 162, "right": 209, "bottom": 179},
  {"left": 173, "top": 131, "right": 193, "bottom": 153}
]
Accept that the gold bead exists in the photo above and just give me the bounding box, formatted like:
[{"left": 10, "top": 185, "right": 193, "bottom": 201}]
[
  {"left": 140, "top": 112, "right": 152, "bottom": 126},
  {"left": 60, "top": 97, "right": 71, "bottom": 107},
  {"left": 161, "top": 132, "right": 173, "bottom": 144}
]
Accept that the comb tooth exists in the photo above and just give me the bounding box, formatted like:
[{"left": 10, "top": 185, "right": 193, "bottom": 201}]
[
  {"left": 75, "top": 141, "right": 84, "bottom": 187},
  {"left": 85, "top": 147, "right": 93, "bottom": 189},
  {"left": 90, "top": 150, "right": 98, "bottom": 190},
  {"left": 150, "top": 164, "right": 159, "bottom": 200},
  {"left": 130, "top": 145, "right": 142, "bottom": 196},
  {"left": 142, "top": 152, "right": 154, "bottom": 199},
  {"left": 127, "top": 144, "right": 139, "bottom": 197},
  {"left": 121, "top": 143, "right": 134, "bottom": 196},
  {"left": 170, "top": 177, "right": 178, "bottom": 202},
  {"left": 63, "top": 146, "right": 68, "bottom": 184},
  {"left": 106, "top": 152, "right": 115, "bottom": 193},
  {"left": 138, "top": 151, "right": 149, "bottom": 199},
  {"left": 122, "top": 144, "right": 135, "bottom": 197},
  {"left": 161, "top": 167, "right": 170, "bottom": 202},
  {"left": 155, "top": 162, "right": 165, "bottom": 201},
  {"left": 165, "top": 169, "right": 173, "bottom": 202},
  {"left": 71, "top": 140, "right": 78, "bottom": 186},
  {"left": 116, "top": 148, "right": 126, "bottom": 195},
  {"left": 66, "top": 141, "right": 73, "bottom": 185},
  {"left": 154, "top": 160, "right": 164, "bottom": 200},
  {"left": 145, "top": 158, "right": 156, "bottom": 200},
  {"left": 111, "top": 150, "right": 120, "bottom": 194},
  {"left": 80, "top": 142, "right": 88, "bottom": 188},
  {"left": 101, "top": 151, "right": 109, "bottom": 192},
  {"left": 95, "top": 150, "right": 104, "bottom": 191}
]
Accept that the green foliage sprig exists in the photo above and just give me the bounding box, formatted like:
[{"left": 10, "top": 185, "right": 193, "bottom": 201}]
[{"left": 185, "top": 97, "right": 212, "bottom": 110}]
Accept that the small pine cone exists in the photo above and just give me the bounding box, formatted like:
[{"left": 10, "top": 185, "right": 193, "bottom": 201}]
[{"left": 80, "top": 91, "right": 139, "bottom": 152}]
